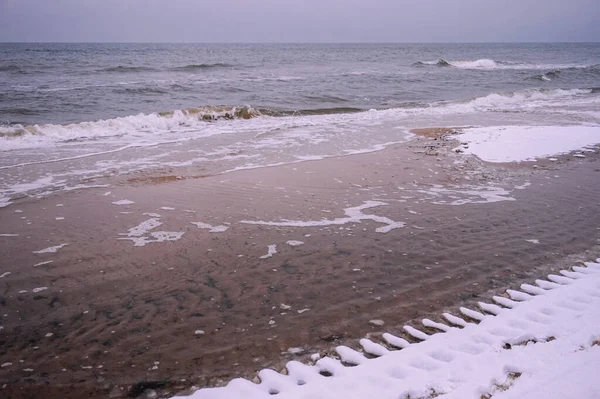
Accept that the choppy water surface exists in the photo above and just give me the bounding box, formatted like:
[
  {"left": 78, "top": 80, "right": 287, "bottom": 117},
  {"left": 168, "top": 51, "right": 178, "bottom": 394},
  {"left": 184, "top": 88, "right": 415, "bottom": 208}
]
[{"left": 0, "top": 43, "right": 599, "bottom": 206}]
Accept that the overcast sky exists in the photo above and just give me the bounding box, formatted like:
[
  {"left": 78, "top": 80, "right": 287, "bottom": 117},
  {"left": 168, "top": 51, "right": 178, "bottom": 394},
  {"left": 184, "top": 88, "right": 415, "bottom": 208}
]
[{"left": 1, "top": 0, "right": 599, "bottom": 43}]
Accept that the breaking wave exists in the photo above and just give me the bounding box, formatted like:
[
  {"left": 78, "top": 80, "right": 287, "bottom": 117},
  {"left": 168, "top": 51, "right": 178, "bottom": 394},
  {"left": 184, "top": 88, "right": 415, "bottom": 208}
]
[
  {"left": 529, "top": 70, "right": 561, "bottom": 82},
  {"left": 0, "top": 106, "right": 262, "bottom": 142},
  {"left": 1, "top": 88, "right": 596, "bottom": 150},
  {"left": 414, "top": 59, "right": 598, "bottom": 71}
]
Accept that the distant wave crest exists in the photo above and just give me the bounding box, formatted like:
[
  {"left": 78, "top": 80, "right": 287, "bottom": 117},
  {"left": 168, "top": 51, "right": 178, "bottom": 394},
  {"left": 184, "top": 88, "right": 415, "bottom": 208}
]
[
  {"left": 0, "top": 65, "right": 21, "bottom": 73},
  {"left": 529, "top": 70, "right": 561, "bottom": 82},
  {"left": 413, "top": 59, "right": 598, "bottom": 71},
  {"left": 171, "top": 63, "right": 235, "bottom": 71},
  {"left": 101, "top": 66, "right": 158, "bottom": 73}
]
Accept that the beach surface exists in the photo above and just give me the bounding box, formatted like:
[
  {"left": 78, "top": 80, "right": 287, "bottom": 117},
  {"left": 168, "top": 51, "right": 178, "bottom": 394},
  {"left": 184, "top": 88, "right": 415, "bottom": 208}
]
[{"left": 1, "top": 131, "right": 600, "bottom": 398}]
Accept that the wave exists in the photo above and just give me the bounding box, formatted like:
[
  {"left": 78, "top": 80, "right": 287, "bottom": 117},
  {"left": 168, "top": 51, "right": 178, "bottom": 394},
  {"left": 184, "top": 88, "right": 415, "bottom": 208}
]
[
  {"left": 0, "top": 65, "right": 21, "bottom": 73},
  {"left": 113, "top": 87, "right": 169, "bottom": 95},
  {"left": 529, "top": 70, "right": 561, "bottom": 82},
  {"left": 276, "top": 107, "right": 364, "bottom": 116},
  {"left": 414, "top": 58, "right": 597, "bottom": 71},
  {"left": 101, "top": 66, "right": 158, "bottom": 73},
  {"left": 171, "top": 63, "right": 234, "bottom": 71},
  {"left": 303, "top": 94, "right": 350, "bottom": 103},
  {"left": 0, "top": 105, "right": 263, "bottom": 141},
  {"left": 1, "top": 88, "right": 596, "bottom": 149},
  {"left": 446, "top": 88, "right": 595, "bottom": 114},
  {"left": 1, "top": 107, "right": 41, "bottom": 116},
  {"left": 413, "top": 60, "right": 450, "bottom": 67}
]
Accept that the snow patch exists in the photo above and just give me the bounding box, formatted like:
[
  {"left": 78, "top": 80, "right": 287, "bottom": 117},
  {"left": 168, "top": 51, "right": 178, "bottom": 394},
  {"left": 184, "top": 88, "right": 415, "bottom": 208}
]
[
  {"left": 172, "top": 262, "right": 600, "bottom": 399},
  {"left": 457, "top": 125, "right": 600, "bottom": 163}
]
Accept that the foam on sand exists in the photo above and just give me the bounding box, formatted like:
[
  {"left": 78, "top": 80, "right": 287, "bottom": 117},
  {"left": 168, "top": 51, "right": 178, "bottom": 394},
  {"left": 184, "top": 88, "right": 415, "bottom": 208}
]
[
  {"left": 118, "top": 217, "right": 184, "bottom": 247},
  {"left": 286, "top": 240, "right": 304, "bottom": 247},
  {"left": 414, "top": 184, "right": 516, "bottom": 205},
  {"left": 123, "top": 218, "right": 163, "bottom": 237},
  {"left": 33, "top": 260, "right": 54, "bottom": 267},
  {"left": 191, "top": 222, "right": 229, "bottom": 233},
  {"left": 112, "top": 199, "right": 135, "bottom": 205},
  {"left": 242, "top": 201, "right": 405, "bottom": 233},
  {"left": 120, "top": 231, "right": 185, "bottom": 247},
  {"left": 172, "top": 261, "right": 600, "bottom": 399},
  {"left": 0, "top": 234, "right": 19, "bottom": 237},
  {"left": 33, "top": 243, "right": 68, "bottom": 254},
  {"left": 457, "top": 125, "right": 600, "bottom": 162},
  {"left": 260, "top": 245, "right": 277, "bottom": 259}
]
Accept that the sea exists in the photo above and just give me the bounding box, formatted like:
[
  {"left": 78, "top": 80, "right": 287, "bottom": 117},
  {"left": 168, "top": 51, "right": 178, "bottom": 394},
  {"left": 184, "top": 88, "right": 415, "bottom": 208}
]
[{"left": 0, "top": 43, "right": 599, "bottom": 207}]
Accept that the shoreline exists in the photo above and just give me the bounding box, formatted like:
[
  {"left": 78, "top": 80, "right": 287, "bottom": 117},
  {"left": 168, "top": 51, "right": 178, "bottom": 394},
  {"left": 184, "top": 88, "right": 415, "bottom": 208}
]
[{"left": 1, "top": 131, "right": 600, "bottom": 398}]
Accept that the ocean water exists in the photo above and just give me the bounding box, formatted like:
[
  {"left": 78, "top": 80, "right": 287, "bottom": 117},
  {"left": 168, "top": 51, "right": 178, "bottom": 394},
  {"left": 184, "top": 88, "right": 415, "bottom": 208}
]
[{"left": 0, "top": 43, "right": 599, "bottom": 206}]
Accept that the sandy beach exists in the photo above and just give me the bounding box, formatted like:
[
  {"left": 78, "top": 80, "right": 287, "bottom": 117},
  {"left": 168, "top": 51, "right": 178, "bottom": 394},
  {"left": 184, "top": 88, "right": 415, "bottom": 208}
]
[{"left": 1, "top": 131, "right": 599, "bottom": 398}]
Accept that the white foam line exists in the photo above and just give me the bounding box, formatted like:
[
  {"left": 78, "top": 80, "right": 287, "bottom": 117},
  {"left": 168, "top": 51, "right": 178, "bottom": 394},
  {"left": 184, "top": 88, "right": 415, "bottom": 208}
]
[
  {"left": 33, "top": 261, "right": 54, "bottom": 267},
  {"left": 173, "top": 262, "right": 600, "bottom": 399},
  {"left": 64, "top": 184, "right": 110, "bottom": 191},
  {"left": 415, "top": 184, "right": 515, "bottom": 205},
  {"left": 33, "top": 243, "right": 68, "bottom": 254},
  {"left": 0, "top": 272, "right": 11, "bottom": 278},
  {"left": 0, "top": 234, "right": 19, "bottom": 237},
  {"left": 0, "top": 139, "right": 193, "bottom": 171},
  {"left": 241, "top": 201, "right": 405, "bottom": 233}
]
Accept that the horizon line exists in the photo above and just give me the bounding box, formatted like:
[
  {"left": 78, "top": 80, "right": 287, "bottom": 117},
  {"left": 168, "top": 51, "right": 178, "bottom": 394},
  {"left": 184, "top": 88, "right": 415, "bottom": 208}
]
[{"left": 1, "top": 40, "right": 599, "bottom": 45}]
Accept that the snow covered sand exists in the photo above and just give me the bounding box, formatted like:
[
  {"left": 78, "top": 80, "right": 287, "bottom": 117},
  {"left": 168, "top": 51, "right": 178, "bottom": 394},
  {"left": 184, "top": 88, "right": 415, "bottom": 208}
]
[
  {"left": 456, "top": 125, "right": 600, "bottom": 163},
  {"left": 174, "top": 261, "right": 600, "bottom": 399}
]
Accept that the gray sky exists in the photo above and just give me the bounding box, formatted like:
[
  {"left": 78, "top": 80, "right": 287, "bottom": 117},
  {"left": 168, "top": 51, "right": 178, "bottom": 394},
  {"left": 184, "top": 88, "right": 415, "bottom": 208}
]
[{"left": 1, "top": 0, "right": 599, "bottom": 43}]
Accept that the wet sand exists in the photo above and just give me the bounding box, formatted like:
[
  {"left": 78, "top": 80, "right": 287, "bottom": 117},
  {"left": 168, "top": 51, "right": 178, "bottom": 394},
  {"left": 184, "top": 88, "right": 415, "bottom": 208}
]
[{"left": 1, "top": 135, "right": 600, "bottom": 398}]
